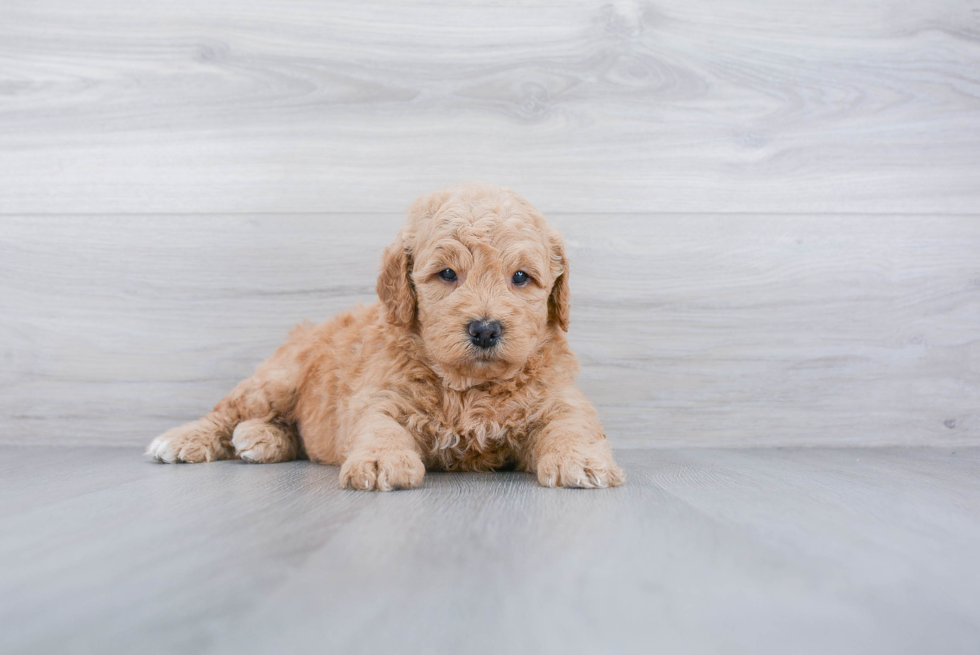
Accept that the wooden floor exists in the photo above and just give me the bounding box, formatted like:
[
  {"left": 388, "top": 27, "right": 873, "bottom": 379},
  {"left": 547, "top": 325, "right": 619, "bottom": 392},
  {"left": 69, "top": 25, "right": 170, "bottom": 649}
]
[{"left": 2, "top": 445, "right": 979, "bottom": 654}]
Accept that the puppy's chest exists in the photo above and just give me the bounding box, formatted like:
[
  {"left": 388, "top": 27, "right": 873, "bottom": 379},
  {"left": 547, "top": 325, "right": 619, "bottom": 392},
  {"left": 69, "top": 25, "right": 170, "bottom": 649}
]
[{"left": 406, "top": 391, "right": 536, "bottom": 471}]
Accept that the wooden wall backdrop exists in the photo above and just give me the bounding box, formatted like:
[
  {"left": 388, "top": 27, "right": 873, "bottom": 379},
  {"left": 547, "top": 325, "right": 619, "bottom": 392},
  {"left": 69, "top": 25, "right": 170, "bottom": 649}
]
[{"left": 1, "top": 0, "right": 978, "bottom": 447}]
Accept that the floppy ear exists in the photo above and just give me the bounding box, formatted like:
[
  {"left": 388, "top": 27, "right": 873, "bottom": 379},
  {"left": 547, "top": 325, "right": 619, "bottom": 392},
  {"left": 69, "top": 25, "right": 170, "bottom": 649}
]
[
  {"left": 377, "top": 188, "right": 453, "bottom": 328},
  {"left": 548, "top": 229, "right": 570, "bottom": 332},
  {"left": 377, "top": 237, "right": 416, "bottom": 328}
]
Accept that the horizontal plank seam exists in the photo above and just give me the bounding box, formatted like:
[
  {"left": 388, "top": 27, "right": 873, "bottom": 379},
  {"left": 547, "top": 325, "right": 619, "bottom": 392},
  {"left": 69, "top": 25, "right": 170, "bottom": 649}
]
[{"left": 3, "top": 212, "right": 980, "bottom": 218}]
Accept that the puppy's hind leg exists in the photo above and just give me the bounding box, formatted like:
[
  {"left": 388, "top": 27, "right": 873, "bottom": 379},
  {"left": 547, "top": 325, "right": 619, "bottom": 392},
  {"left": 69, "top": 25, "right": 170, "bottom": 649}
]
[
  {"left": 147, "top": 412, "right": 236, "bottom": 464},
  {"left": 148, "top": 329, "right": 308, "bottom": 464},
  {"left": 232, "top": 418, "right": 301, "bottom": 463}
]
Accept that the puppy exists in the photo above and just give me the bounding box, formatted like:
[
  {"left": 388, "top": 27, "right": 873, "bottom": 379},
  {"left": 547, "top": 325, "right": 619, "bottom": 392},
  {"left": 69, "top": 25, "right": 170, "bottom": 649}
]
[{"left": 147, "top": 183, "right": 624, "bottom": 490}]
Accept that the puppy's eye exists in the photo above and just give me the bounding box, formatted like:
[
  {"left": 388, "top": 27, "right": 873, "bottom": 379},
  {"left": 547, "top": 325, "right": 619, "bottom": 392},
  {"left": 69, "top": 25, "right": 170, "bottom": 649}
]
[
  {"left": 512, "top": 270, "right": 529, "bottom": 286},
  {"left": 439, "top": 268, "right": 457, "bottom": 281}
]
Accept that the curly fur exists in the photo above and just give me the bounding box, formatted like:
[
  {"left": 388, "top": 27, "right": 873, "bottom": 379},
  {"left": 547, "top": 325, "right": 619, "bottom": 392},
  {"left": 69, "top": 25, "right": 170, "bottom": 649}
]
[{"left": 147, "top": 183, "right": 624, "bottom": 490}]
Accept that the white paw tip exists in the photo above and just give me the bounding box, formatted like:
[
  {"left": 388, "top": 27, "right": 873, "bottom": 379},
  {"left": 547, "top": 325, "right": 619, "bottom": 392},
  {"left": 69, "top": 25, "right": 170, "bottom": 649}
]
[{"left": 147, "top": 438, "right": 177, "bottom": 463}]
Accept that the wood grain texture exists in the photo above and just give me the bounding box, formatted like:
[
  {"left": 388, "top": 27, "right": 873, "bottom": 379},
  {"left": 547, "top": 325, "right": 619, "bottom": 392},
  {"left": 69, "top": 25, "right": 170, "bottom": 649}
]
[
  {"left": 1, "top": 214, "right": 977, "bottom": 447},
  {"left": 2, "top": 0, "right": 980, "bottom": 214},
  {"left": 2, "top": 446, "right": 979, "bottom": 654}
]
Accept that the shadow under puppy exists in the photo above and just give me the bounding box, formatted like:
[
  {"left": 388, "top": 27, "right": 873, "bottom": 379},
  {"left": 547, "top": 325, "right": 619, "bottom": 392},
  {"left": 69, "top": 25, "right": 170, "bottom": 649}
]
[{"left": 148, "top": 183, "right": 624, "bottom": 490}]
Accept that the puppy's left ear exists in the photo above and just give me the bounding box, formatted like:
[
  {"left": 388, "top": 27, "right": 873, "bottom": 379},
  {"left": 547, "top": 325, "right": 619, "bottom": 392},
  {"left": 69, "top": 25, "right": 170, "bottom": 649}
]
[
  {"left": 377, "top": 237, "right": 416, "bottom": 328},
  {"left": 548, "top": 229, "right": 570, "bottom": 332}
]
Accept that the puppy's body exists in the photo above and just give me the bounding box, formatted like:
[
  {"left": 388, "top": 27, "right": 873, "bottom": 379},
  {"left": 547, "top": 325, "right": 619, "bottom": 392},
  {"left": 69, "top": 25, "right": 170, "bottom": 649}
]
[{"left": 148, "top": 183, "right": 623, "bottom": 490}]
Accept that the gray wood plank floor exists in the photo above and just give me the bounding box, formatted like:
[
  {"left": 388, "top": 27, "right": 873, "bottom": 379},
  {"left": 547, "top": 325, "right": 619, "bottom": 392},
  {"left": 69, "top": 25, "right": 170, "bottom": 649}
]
[{"left": 2, "top": 445, "right": 979, "bottom": 655}]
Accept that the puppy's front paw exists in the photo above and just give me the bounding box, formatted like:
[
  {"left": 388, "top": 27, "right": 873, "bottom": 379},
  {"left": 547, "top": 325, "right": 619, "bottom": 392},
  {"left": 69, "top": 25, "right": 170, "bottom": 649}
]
[
  {"left": 536, "top": 443, "right": 625, "bottom": 489},
  {"left": 146, "top": 419, "right": 233, "bottom": 463},
  {"left": 340, "top": 449, "right": 425, "bottom": 491}
]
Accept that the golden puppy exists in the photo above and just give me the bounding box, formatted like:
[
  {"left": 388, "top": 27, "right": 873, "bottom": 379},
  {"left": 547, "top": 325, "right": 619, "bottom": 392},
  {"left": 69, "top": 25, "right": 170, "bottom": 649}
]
[{"left": 147, "top": 183, "right": 624, "bottom": 490}]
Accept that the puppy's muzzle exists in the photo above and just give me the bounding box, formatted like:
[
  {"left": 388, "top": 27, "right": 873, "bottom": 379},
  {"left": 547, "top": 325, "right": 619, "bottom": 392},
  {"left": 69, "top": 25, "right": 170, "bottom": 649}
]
[{"left": 467, "top": 319, "right": 502, "bottom": 349}]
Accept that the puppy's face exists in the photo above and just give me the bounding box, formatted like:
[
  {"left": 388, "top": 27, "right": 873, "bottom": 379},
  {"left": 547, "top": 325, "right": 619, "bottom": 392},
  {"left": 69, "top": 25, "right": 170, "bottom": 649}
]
[{"left": 378, "top": 184, "right": 569, "bottom": 389}]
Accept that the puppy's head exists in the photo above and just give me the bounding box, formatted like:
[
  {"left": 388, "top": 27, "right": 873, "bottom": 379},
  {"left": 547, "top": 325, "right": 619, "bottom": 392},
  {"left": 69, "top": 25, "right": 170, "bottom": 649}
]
[{"left": 378, "top": 183, "right": 569, "bottom": 389}]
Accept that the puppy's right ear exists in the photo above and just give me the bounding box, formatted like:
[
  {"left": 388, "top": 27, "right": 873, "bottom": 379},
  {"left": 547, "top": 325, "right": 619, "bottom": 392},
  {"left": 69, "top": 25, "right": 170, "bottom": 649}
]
[
  {"left": 377, "top": 237, "right": 416, "bottom": 328},
  {"left": 378, "top": 188, "right": 451, "bottom": 328}
]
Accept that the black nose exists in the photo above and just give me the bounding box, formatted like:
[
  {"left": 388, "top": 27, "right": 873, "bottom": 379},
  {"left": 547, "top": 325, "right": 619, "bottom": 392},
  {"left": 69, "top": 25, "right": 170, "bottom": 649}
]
[{"left": 467, "top": 319, "right": 502, "bottom": 349}]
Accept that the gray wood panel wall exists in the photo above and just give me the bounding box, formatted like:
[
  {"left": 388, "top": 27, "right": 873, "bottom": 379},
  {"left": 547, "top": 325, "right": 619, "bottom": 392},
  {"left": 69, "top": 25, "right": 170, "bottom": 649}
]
[{"left": 1, "top": 0, "right": 978, "bottom": 447}]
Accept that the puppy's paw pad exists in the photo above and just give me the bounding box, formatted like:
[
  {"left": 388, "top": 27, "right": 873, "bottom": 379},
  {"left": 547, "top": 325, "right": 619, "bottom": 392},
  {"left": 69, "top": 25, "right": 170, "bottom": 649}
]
[
  {"left": 146, "top": 421, "right": 232, "bottom": 464},
  {"left": 232, "top": 419, "right": 297, "bottom": 464},
  {"left": 536, "top": 449, "right": 624, "bottom": 489},
  {"left": 340, "top": 449, "right": 425, "bottom": 491}
]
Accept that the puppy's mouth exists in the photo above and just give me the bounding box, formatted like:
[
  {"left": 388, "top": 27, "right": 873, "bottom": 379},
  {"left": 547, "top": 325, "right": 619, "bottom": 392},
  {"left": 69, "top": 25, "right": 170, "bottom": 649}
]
[
  {"left": 460, "top": 337, "right": 513, "bottom": 371},
  {"left": 469, "top": 344, "right": 502, "bottom": 363},
  {"left": 434, "top": 340, "right": 524, "bottom": 390}
]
